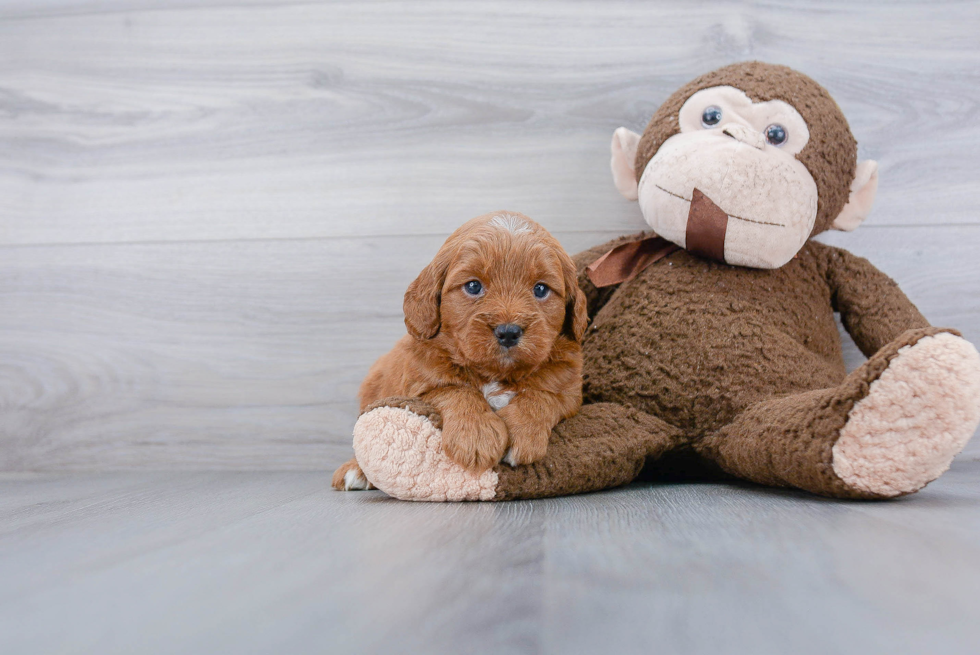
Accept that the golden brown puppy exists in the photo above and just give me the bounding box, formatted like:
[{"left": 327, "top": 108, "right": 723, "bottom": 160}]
[{"left": 332, "top": 212, "right": 588, "bottom": 491}]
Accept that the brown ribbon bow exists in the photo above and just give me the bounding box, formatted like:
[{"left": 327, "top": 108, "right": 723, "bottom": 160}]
[
  {"left": 586, "top": 188, "right": 730, "bottom": 288},
  {"left": 586, "top": 236, "right": 679, "bottom": 288}
]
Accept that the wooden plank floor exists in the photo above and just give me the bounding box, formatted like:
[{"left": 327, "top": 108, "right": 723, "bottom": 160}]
[{"left": 2, "top": 463, "right": 980, "bottom": 654}]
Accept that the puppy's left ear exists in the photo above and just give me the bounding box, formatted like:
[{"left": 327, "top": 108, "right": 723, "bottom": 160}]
[{"left": 561, "top": 259, "right": 589, "bottom": 342}]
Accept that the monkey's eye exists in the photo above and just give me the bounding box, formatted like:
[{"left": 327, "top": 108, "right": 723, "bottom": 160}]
[
  {"left": 533, "top": 283, "right": 550, "bottom": 299},
  {"left": 701, "top": 106, "right": 723, "bottom": 127},
  {"left": 765, "top": 124, "right": 788, "bottom": 146},
  {"left": 463, "top": 280, "right": 484, "bottom": 296}
]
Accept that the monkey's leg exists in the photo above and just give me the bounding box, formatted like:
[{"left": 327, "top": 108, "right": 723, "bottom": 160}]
[
  {"left": 351, "top": 398, "right": 684, "bottom": 501},
  {"left": 493, "top": 403, "right": 684, "bottom": 500},
  {"left": 696, "top": 328, "right": 980, "bottom": 499}
]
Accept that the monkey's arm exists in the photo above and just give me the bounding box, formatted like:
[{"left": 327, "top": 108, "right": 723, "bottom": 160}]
[
  {"left": 824, "top": 246, "right": 931, "bottom": 357},
  {"left": 573, "top": 231, "right": 650, "bottom": 319}
]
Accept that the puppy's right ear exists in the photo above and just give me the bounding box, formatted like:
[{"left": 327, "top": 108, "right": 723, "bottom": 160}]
[
  {"left": 559, "top": 252, "right": 589, "bottom": 342},
  {"left": 404, "top": 247, "right": 452, "bottom": 339}
]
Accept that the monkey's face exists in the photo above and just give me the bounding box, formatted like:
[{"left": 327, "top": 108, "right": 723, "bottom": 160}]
[
  {"left": 637, "top": 86, "right": 817, "bottom": 268},
  {"left": 612, "top": 63, "right": 879, "bottom": 270}
]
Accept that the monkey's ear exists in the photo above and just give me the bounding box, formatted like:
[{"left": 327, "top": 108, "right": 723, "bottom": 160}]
[
  {"left": 610, "top": 127, "right": 641, "bottom": 201},
  {"left": 403, "top": 248, "right": 452, "bottom": 339},
  {"left": 831, "top": 160, "right": 879, "bottom": 231}
]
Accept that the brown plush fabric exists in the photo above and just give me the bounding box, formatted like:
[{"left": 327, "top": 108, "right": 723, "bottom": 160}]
[
  {"left": 633, "top": 62, "right": 857, "bottom": 236},
  {"left": 493, "top": 403, "right": 684, "bottom": 500},
  {"left": 697, "top": 326, "right": 957, "bottom": 498},
  {"left": 578, "top": 238, "right": 918, "bottom": 436},
  {"left": 496, "top": 233, "right": 936, "bottom": 500},
  {"left": 826, "top": 248, "right": 930, "bottom": 355}
]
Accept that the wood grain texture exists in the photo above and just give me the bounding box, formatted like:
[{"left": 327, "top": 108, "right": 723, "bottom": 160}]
[
  {"left": 0, "top": 227, "right": 977, "bottom": 470},
  {"left": 1, "top": 0, "right": 979, "bottom": 245},
  {"left": 2, "top": 463, "right": 980, "bottom": 654},
  {"left": 0, "top": 0, "right": 978, "bottom": 469}
]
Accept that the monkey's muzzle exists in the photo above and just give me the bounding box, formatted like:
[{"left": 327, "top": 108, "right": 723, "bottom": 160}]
[{"left": 638, "top": 127, "right": 818, "bottom": 269}]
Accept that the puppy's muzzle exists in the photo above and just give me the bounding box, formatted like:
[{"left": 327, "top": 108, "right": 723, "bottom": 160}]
[{"left": 494, "top": 324, "right": 523, "bottom": 348}]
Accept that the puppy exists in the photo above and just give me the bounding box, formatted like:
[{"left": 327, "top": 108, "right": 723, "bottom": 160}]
[{"left": 333, "top": 211, "right": 588, "bottom": 491}]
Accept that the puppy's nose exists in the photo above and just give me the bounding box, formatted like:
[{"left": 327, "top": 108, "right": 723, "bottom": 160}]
[{"left": 494, "top": 324, "right": 523, "bottom": 348}]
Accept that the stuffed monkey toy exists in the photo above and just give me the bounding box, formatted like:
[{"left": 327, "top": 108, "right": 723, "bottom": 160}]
[{"left": 346, "top": 62, "right": 980, "bottom": 501}]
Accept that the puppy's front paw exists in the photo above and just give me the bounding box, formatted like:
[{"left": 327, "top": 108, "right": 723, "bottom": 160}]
[
  {"left": 442, "top": 411, "right": 509, "bottom": 472},
  {"left": 498, "top": 406, "right": 552, "bottom": 466},
  {"left": 331, "top": 458, "right": 375, "bottom": 491},
  {"left": 503, "top": 432, "right": 551, "bottom": 466}
]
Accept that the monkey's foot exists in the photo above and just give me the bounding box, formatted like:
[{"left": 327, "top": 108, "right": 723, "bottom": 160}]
[
  {"left": 352, "top": 398, "right": 498, "bottom": 502},
  {"left": 832, "top": 333, "right": 980, "bottom": 497}
]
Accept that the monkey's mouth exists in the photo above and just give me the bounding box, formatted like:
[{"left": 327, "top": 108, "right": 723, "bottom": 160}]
[
  {"left": 653, "top": 184, "right": 786, "bottom": 228},
  {"left": 684, "top": 188, "right": 729, "bottom": 263}
]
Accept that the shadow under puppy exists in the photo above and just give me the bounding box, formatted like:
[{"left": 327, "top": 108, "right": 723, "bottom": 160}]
[{"left": 333, "top": 212, "right": 588, "bottom": 490}]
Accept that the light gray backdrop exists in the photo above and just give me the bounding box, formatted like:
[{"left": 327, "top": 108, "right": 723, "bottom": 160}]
[{"left": 1, "top": 0, "right": 978, "bottom": 470}]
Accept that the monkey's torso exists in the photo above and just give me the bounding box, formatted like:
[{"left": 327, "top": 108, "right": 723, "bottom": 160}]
[{"left": 582, "top": 241, "right": 849, "bottom": 436}]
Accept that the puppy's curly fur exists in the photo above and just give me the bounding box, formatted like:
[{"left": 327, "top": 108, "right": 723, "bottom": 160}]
[{"left": 333, "top": 212, "right": 587, "bottom": 490}]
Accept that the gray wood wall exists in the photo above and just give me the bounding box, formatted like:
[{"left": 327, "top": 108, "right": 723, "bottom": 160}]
[{"left": 1, "top": 0, "right": 978, "bottom": 471}]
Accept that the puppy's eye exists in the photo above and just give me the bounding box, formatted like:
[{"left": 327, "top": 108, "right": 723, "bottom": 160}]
[
  {"left": 533, "top": 283, "right": 550, "bottom": 299},
  {"left": 463, "top": 280, "right": 483, "bottom": 296}
]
